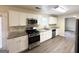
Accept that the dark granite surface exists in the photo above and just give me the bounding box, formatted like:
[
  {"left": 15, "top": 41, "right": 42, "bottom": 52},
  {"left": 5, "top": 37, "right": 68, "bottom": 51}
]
[
  {"left": 0, "top": 50, "right": 9, "bottom": 53},
  {"left": 38, "top": 28, "right": 57, "bottom": 32},
  {"left": 8, "top": 31, "right": 27, "bottom": 39},
  {"left": 8, "top": 27, "right": 58, "bottom": 39}
]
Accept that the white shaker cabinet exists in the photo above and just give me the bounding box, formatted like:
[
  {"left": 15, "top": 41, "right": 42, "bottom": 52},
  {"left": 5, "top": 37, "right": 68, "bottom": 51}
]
[
  {"left": 40, "top": 30, "right": 52, "bottom": 43},
  {"left": 49, "top": 17, "right": 57, "bottom": 24},
  {"left": 56, "top": 29, "right": 60, "bottom": 36},
  {"left": 7, "top": 36, "right": 28, "bottom": 53},
  {"left": 9, "top": 11, "right": 20, "bottom": 26},
  {"left": 46, "top": 30, "right": 52, "bottom": 40},
  {"left": 18, "top": 36, "right": 28, "bottom": 52},
  {"left": 7, "top": 38, "right": 19, "bottom": 53},
  {"left": 24, "top": 13, "right": 38, "bottom": 18},
  {"left": 28, "top": 14, "right": 38, "bottom": 19},
  {"left": 40, "top": 32, "right": 46, "bottom": 43},
  {"left": 9, "top": 11, "right": 27, "bottom": 26},
  {"left": 19, "top": 12, "right": 27, "bottom": 26}
]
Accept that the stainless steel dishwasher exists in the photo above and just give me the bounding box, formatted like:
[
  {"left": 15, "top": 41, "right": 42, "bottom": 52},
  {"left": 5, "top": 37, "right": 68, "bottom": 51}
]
[{"left": 52, "top": 29, "right": 56, "bottom": 38}]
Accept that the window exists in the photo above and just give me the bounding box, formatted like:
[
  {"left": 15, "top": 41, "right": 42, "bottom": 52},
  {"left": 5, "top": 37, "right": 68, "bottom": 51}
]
[{"left": 38, "top": 17, "right": 48, "bottom": 26}]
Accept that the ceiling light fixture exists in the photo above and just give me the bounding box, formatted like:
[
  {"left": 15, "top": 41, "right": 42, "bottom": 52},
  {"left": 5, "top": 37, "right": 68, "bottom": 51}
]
[
  {"left": 35, "top": 7, "right": 41, "bottom": 9},
  {"left": 53, "top": 6, "right": 68, "bottom": 13}
]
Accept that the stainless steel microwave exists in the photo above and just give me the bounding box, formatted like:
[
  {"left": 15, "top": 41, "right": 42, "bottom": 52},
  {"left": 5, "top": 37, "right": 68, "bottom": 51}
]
[{"left": 27, "top": 18, "right": 37, "bottom": 24}]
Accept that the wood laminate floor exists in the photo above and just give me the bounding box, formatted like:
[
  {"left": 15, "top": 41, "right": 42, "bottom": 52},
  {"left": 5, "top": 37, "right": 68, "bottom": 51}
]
[
  {"left": 65, "top": 31, "right": 75, "bottom": 39},
  {"left": 26, "top": 35, "right": 75, "bottom": 53}
]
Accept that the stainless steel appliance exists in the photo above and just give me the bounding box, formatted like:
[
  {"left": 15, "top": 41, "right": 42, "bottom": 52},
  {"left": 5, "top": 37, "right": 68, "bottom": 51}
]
[
  {"left": 26, "top": 29, "right": 40, "bottom": 49},
  {"left": 27, "top": 18, "right": 37, "bottom": 25},
  {"left": 52, "top": 29, "right": 56, "bottom": 38}
]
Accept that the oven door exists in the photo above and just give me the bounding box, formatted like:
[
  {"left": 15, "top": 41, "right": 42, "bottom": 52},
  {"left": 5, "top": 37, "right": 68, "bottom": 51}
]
[{"left": 28, "top": 35, "right": 40, "bottom": 44}]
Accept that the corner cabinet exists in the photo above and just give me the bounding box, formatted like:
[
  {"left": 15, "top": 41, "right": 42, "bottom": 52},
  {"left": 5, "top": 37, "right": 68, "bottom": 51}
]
[
  {"left": 49, "top": 17, "right": 57, "bottom": 24},
  {"left": 9, "top": 11, "right": 27, "bottom": 26},
  {"left": 7, "top": 36, "right": 28, "bottom": 53}
]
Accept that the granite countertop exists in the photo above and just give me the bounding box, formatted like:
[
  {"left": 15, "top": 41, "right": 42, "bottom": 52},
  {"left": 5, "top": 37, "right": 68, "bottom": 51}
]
[
  {"left": 38, "top": 27, "right": 59, "bottom": 32},
  {"left": 8, "top": 26, "right": 59, "bottom": 39},
  {"left": 8, "top": 31, "right": 27, "bottom": 39}
]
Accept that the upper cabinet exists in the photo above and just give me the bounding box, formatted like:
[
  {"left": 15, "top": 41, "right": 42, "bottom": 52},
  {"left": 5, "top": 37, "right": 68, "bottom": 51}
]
[
  {"left": 29, "top": 14, "right": 38, "bottom": 19},
  {"left": 9, "top": 11, "right": 28, "bottom": 26},
  {"left": 9, "top": 11, "right": 20, "bottom": 26},
  {"left": 9, "top": 11, "right": 39, "bottom": 26},
  {"left": 19, "top": 12, "right": 27, "bottom": 26},
  {"left": 49, "top": 17, "right": 57, "bottom": 24}
]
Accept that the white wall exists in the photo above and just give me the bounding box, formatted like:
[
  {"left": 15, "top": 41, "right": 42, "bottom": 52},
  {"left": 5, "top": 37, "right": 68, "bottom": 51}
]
[
  {"left": 65, "top": 18, "right": 76, "bottom": 31},
  {"left": 57, "top": 16, "right": 65, "bottom": 36},
  {"left": 57, "top": 13, "right": 79, "bottom": 36}
]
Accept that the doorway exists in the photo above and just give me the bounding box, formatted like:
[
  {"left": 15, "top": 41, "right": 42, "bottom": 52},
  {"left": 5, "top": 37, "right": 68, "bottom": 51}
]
[
  {"left": 65, "top": 17, "right": 76, "bottom": 39},
  {"left": 64, "top": 17, "right": 76, "bottom": 52}
]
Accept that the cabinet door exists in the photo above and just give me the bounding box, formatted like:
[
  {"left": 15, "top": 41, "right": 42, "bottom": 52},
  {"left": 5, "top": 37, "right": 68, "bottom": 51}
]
[
  {"left": 9, "top": 11, "right": 20, "bottom": 26},
  {"left": 28, "top": 14, "right": 37, "bottom": 19},
  {"left": 26, "top": 14, "right": 34, "bottom": 18},
  {"left": 40, "top": 32, "right": 43, "bottom": 43},
  {"left": 8, "top": 38, "right": 22, "bottom": 53},
  {"left": 7, "top": 38, "right": 18, "bottom": 53},
  {"left": 37, "top": 15, "right": 42, "bottom": 25},
  {"left": 7, "top": 36, "right": 28, "bottom": 53},
  {"left": 40, "top": 30, "right": 52, "bottom": 43},
  {"left": 53, "top": 17, "right": 57, "bottom": 24},
  {"left": 46, "top": 30, "right": 52, "bottom": 39},
  {"left": 19, "top": 12, "right": 27, "bottom": 26},
  {"left": 40, "top": 32, "right": 45, "bottom": 43},
  {"left": 56, "top": 29, "right": 60, "bottom": 35},
  {"left": 45, "top": 30, "right": 52, "bottom": 40},
  {"left": 18, "top": 36, "right": 28, "bottom": 51},
  {"left": 33, "top": 15, "right": 38, "bottom": 19},
  {"left": 49, "top": 17, "right": 57, "bottom": 24},
  {"left": 44, "top": 31, "right": 48, "bottom": 40}
]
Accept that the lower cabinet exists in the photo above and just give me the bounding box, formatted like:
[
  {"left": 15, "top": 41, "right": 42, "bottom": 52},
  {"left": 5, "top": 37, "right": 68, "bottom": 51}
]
[
  {"left": 40, "top": 32, "right": 46, "bottom": 43},
  {"left": 7, "top": 36, "right": 28, "bottom": 53},
  {"left": 56, "top": 29, "right": 60, "bottom": 36},
  {"left": 40, "top": 30, "right": 52, "bottom": 43}
]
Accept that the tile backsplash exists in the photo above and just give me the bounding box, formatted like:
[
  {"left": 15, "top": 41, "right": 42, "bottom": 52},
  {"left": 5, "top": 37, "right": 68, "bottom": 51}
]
[
  {"left": 9, "top": 26, "right": 26, "bottom": 32},
  {"left": 49, "top": 24, "right": 57, "bottom": 28},
  {"left": 9, "top": 24, "right": 58, "bottom": 33}
]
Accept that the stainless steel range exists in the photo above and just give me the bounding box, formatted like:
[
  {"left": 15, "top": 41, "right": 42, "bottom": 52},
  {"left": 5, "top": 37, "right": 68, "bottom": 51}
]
[{"left": 26, "top": 29, "right": 40, "bottom": 49}]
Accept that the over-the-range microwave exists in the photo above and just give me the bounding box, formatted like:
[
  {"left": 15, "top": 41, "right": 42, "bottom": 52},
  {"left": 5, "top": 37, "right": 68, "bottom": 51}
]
[{"left": 27, "top": 18, "right": 37, "bottom": 24}]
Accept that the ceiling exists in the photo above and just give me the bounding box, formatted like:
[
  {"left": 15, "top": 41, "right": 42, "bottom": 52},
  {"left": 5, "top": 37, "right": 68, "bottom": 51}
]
[{"left": 8, "top": 5, "right": 79, "bottom": 16}]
